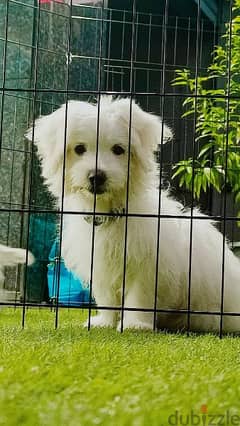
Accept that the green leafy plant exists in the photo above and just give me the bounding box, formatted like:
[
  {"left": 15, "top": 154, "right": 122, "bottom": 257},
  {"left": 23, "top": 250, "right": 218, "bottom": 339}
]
[{"left": 172, "top": 0, "right": 240, "bottom": 208}]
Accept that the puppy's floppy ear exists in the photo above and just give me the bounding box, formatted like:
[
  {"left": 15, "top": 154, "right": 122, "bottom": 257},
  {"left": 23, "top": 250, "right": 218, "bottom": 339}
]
[
  {"left": 112, "top": 98, "right": 173, "bottom": 149},
  {"left": 25, "top": 104, "right": 68, "bottom": 192}
]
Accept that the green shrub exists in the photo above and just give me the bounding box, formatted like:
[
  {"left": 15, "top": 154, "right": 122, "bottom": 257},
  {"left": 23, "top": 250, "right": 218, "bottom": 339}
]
[{"left": 172, "top": 0, "right": 240, "bottom": 211}]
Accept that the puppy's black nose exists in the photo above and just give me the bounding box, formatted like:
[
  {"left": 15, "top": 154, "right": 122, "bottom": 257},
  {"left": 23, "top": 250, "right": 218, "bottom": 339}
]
[{"left": 88, "top": 170, "right": 107, "bottom": 194}]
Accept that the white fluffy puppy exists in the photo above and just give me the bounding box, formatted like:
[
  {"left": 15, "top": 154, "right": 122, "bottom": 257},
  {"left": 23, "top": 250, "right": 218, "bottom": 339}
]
[
  {"left": 0, "top": 244, "right": 34, "bottom": 286},
  {"left": 27, "top": 97, "right": 240, "bottom": 333}
]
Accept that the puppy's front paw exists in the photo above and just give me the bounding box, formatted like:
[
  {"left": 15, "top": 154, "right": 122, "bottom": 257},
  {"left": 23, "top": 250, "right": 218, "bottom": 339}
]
[
  {"left": 84, "top": 314, "right": 115, "bottom": 328},
  {"left": 117, "top": 320, "right": 153, "bottom": 332}
]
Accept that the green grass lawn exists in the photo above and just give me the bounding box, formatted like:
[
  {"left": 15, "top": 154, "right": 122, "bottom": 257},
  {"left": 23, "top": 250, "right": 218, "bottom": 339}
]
[{"left": 1, "top": 308, "right": 240, "bottom": 426}]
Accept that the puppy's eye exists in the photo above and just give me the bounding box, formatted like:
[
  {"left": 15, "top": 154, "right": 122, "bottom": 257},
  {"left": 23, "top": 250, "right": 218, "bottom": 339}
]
[
  {"left": 111, "top": 144, "right": 125, "bottom": 156},
  {"left": 74, "top": 144, "right": 86, "bottom": 155}
]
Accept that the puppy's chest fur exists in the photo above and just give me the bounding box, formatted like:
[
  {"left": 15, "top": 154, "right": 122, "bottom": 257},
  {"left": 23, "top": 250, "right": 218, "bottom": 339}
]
[
  {"left": 61, "top": 209, "right": 187, "bottom": 310},
  {"left": 62, "top": 215, "right": 145, "bottom": 285}
]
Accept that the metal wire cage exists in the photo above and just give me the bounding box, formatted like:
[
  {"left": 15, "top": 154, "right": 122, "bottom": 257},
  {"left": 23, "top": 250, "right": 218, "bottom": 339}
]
[{"left": 0, "top": 0, "right": 239, "bottom": 335}]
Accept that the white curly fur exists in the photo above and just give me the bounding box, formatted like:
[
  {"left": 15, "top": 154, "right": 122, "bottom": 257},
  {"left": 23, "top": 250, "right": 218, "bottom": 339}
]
[{"left": 27, "top": 97, "right": 240, "bottom": 333}]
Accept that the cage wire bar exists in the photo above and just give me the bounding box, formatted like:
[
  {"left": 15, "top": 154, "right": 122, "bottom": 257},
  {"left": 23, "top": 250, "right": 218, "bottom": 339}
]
[
  {"left": 21, "top": 0, "right": 42, "bottom": 327},
  {"left": 119, "top": 0, "right": 136, "bottom": 333},
  {"left": 187, "top": 0, "right": 201, "bottom": 334},
  {"left": 53, "top": 1, "right": 73, "bottom": 330},
  {"left": 0, "top": 0, "right": 239, "bottom": 335},
  {"left": 219, "top": 0, "right": 233, "bottom": 338},
  {"left": 153, "top": 0, "right": 168, "bottom": 332},
  {"left": 87, "top": 3, "right": 106, "bottom": 330}
]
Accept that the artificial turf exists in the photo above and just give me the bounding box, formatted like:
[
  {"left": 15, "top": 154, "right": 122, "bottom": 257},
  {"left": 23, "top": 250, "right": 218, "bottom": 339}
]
[{"left": 1, "top": 308, "right": 240, "bottom": 426}]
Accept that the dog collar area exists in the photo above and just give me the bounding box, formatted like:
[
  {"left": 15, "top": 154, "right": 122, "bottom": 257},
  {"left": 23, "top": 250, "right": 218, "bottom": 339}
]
[{"left": 83, "top": 208, "right": 125, "bottom": 226}]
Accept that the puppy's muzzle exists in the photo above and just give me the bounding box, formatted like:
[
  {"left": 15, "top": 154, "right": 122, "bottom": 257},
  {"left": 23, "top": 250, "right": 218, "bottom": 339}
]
[{"left": 88, "top": 170, "right": 107, "bottom": 194}]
